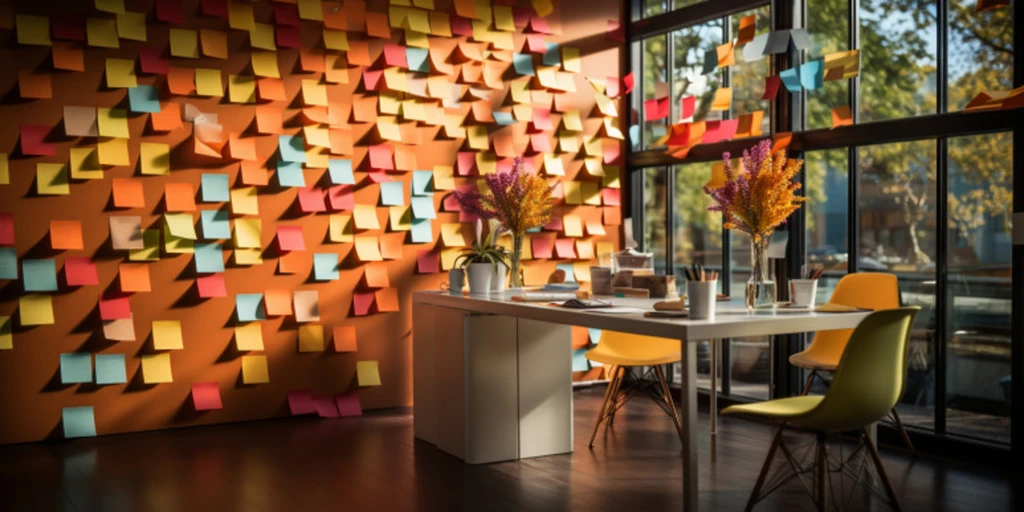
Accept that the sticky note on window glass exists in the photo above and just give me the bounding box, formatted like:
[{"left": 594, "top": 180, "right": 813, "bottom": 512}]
[
  {"left": 241, "top": 355, "right": 269, "bottom": 384},
  {"left": 356, "top": 361, "right": 382, "bottom": 387},
  {"left": 236, "top": 293, "right": 266, "bottom": 322},
  {"left": 141, "top": 353, "right": 173, "bottom": 383},
  {"left": 152, "top": 320, "right": 184, "bottom": 350},
  {"left": 235, "top": 323, "right": 264, "bottom": 351}
]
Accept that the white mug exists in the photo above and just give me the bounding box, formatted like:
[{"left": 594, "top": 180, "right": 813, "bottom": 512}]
[{"left": 441, "top": 268, "right": 465, "bottom": 293}]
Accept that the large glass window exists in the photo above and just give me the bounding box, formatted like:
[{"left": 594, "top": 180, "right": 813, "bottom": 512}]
[
  {"left": 672, "top": 20, "right": 724, "bottom": 125},
  {"left": 804, "top": 148, "right": 849, "bottom": 303},
  {"left": 642, "top": 167, "right": 669, "bottom": 275},
  {"left": 642, "top": 35, "right": 669, "bottom": 150},
  {"left": 947, "top": 0, "right": 1014, "bottom": 112},
  {"left": 806, "top": 0, "right": 849, "bottom": 130},
  {"left": 729, "top": 6, "right": 772, "bottom": 135},
  {"left": 672, "top": 162, "right": 722, "bottom": 279}
]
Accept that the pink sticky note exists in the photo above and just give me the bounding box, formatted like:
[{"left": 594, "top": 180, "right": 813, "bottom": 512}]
[
  {"left": 155, "top": 0, "right": 186, "bottom": 23},
  {"left": 456, "top": 152, "right": 476, "bottom": 176},
  {"left": 530, "top": 134, "right": 552, "bottom": 153},
  {"left": 99, "top": 295, "right": 132, "bottom": 320},
  {"left": 450, "top": 16, "right": 473, "bottom": 37},
  {"left": 277, "top": 226, "right": 305, "bottom": 252},
  {"left": 21, "top": 125, "right": 56, "bottom": 156},
  {"left": 645, "top": 97, "right": 670, "bottom": 121},
  {"left": 297, "top": 188, "right": 327, "bottom": 213},
  {"left": 328, "top": 185, "right": 355, "bottom": 211},
  {"left": 196, "top": 274, "right": 227, "bottom": 298},
  {"left": 531, "top": 108, "right": 552, "bottom": 131},
  {"left": 720, "top": 118, "right": 740, "bottom": 140},
  {"left": 526, "top": 34, "right": 547, "bottom": 53},
  {"left": 274, "top": 3, "right": 300, "bottom": 26},
  {"left": 417, "top": 250, "right": 439, "bottom": 274},
  {"left": 623, "top": 72, "right": 635, "bottom": 94},
  {"left": 681, "top": 95, "right": 696, "bottom": 119},
  {"left": 368, "top": 144, "right": 394, "bottom": 170},
  {"left": 0, "top": 213, "right": 14, "bottom": 245},
  {"left": 602, "top": 188, "right": 621, "bottom": 206},
  {"left": 353, "top": 292, "right": 375, "bottom": 316},
  {"left": 603, "top": 141, "right": 622, "bottom": 164},
  {"left": 383, "top": 43, "right": 408, "bottom": 68},
  {"left": 544, "top": 216, "right": 563, "bottom": 231},
  {"left": 201, "top": 0, "right": 228, "bottom": 18},
  {"left": 606, "top": 76, "right": 621, "bottom": 98},
  {"left": 555, "top": 238, "right": 577, "bottom": 259},
  {"left": 288, "top": 390, "right": 316, "bottom": 415},
  {"left": 139, "top": 46, "right": 170, "bottom": 75},
  {"left": 64, "top": 258, "right": 99, "bottom": 286},
  {"left": 313, "top": 395, "right": 340, "bottom": 418},
  {"left": 191, "top": 382, "right": 223, "bottom": 411},
  {"left": 550, "top": 182, "right": 564, "bottom": 200},
  {"left": 530, "top": 16, "right": 552, "bottom": 34},
  {"left": 762, "top": 75, "right": 782, "bottom": 101},
  {"left": 336, "top": 391, "right": 363, "bottom": 417},
  {"left": 275, "top": 25, "right": 302, "bottom": 49},
  {"left": 442, "top": 193, "right": 462, "bottom": 212},
  {"left": 702, "top": 121, "right": 727, "bottom": 144},
  {"left": 362, "top": 68, "right": 384, "bottom": 91},
  {"left": 532, "top": 237, "right": 553, "bottom": 259},
  {"left": 52, "top": 14, "right": 85, "bottom": 41}
]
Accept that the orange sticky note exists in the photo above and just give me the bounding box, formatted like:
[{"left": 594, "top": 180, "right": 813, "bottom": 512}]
[
  {"left": 365, "top": 12, "right": 391, "bottom": 38},
  {"left": 264, "top": 289, "right": 293, "bottom": 316},
  {"left": 375, "top": 288, "right": 400, "bottom": 312},
  {"left": 50, "top": 220, "right": 84, "bottom": 250},
  {"left": 165, "top": 183, "right": 197, "bottom": 212},
  {"left": 200, "top": 29, "right": 228, "bottom": 59},
  {"left": 255, "top": 106, "right": 283, "bottom": 134},
  {"left": 831, "top": 106, "right": 853, "bottom": 129},
  {"left": 363, "top": 262, "right": 390, "bottom": 288},
  {"left": 257, "top": 78, "right": 287, "bottom": 101},
  {"left": 716, "top": 42, "right": 735, "bottom": 68},
  {"left": 737, "top": 15, "right": 756, "bottom": 45},
  {"left": 711, "top": 87, "right": 732, "bottom": 111},
  {"left": 379, "top": 233, "right": 404, "bottom": 260},
  {"left": 240, "top": 161, "right": 270, "bottom": 186},
  {"left": 167, "top": 67, "right": 196, "bottom": 95},
  {"left": 151, "top": 103, "right": 183, "bottom": 132},
  {"left": 52, "top": 43, "right": 86, "bottom": 71},
  {"left": 333, "top": 325, "right": 357, "bottom": 352},
  {"left": 119, "top": 263, "right": 151, "bottom": 292},
  {"left": 112, "top": 178, "right": 145, "bottom": 208}
]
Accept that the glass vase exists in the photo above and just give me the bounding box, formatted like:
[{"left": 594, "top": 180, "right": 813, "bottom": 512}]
[
  {"left": 745, "top": 236, "right": 777, "bottom": 309},
  {"left": 509, "top": 233, "right": 524, "bottom": 290}
]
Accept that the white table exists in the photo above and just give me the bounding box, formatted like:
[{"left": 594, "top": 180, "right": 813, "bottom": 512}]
[{"left": 412, "top": 291, "right": 871, "bottom": 511}]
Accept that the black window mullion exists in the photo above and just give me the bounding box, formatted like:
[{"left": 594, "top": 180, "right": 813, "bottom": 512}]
[
  {"left": 934, "top": 0, "right": 949, "bottom": 437},
  {"left": 847, "top": 0, "right": 859, "bottom": 274},
  {"left": 1011, "top": 0, "right": 1024, "bottom": 460}
]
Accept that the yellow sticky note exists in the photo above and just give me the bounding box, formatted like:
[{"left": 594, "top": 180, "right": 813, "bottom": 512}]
[
  {"left": 141, "top": 353, "right": 173, "bottom": 383},
  {"left": 169, "top": 28, "right": 199, "bottom": 58},
  {"left": 97, "top": 108, "right": 130, "bottom": 138},
  {"left": 87, "top": 18, "right": 119, "bottom": 48},
  {"left": 106, "top": 58, "right": 137, "bottom": 88},
  {"left": 433, "top": 165, "right": 454, "bottom": 190},
  {"left": 353, "top": 204, "right": 381, "bottom": 230},
  {"left": 129, "top": 229, "right": 160, "bottom": 261},
  {"left": 563, "top": 215, "right": 583, "bottom": 237},
  {"left": 573, "top": 262, "right": 592, "bottom": 282},
  {"left": 252, "top": 52, "right": 280, "bottom": 78},
  {"left": 304, "top": 127, "right": 331, "bottom": 148},
  {"left": 16, "top": 14, "right": 51, "bottom": 46},
  {"left": 152, "top": 320, "right": 184, "bottom": 350},
  {"left": 376, "top": 117, "right": 403, "bottom": 142},
  {"left": 230, "top": 187, "right": 259, "bottom": 215},
  {"left": 323, "top": 28, "right": 349, "bottom": 50},
  {"left": 0, "top": 153, "right": 9, "bottom": 185},
  {"left": 562, "top": 47, "right": 581, "bottom": 73},
  {"left": 597, "top": 241, "right": 616, "bottom": 260},
  {"left": 581, "top": 182, "right": 601, "bottom": 205},
  {"left": 95, "top": 0, "right": 125, "bottom": 14},
  {"left": 494, "top": 5, "right": 515, "bottom": 31},
  {"left": 297, "top": 0, "right": 324, "bottom": 21},
  {"left": 301, "top": 79, "right": 328, "bottom": 106},
  {"left": 19, "top": 295, "right": 54, "bottom": 326},
  {"left": 69, "top": 148, "right": 104, "bottom": 180},
  {"left": 389, "top": 206, "right": 412, "bottom": 231},
  {"left": 357, "top": 361, "right": 382, "bottom": 387},
  {"left": 594, "top": 93, "right": 618, "bottom": 117},
  {"left": 195, "top": 68, "right": 223, "bottom": 97},
  {"left": 116, "top": 11, "right": 147, "bottom": 41},
  {"left": 234, "top": 218, "right": 262, "bottom": 249},
  {"left": 241, "top": 355, "right": 270, "bottom": 384},
  {"left": 228, "top": 75, "right": 256, "bottom": 103},
  {"left": 37, "top": 163, "right": 69, "bottom": 195},
  {"left": 164, "top": 213, "right": 197, "bottom": 240},
  {"left": 543, "top": 153, "right": 564, "bottom": 176},
  {"left": 329, "top": 214, "right": 353, "bottom": 243},
  {"left": 229, "top": 2, "right": 256, "bottom": 31},
  {"left": 564, "top": 181, "right": 582, "bottom": 205},
  {"left": 467, "top": 125, "right": 489, "bottom": 150},
  {"left": 602, "top": 165, "right": 621, "bottom": 189},
  {"left": 0, "top": 316, "right": 12, "bottom": 350},
  {"left": 354, "top": 235, "right": 383, "bottom": 261},
  {"left": 603, "top": 118, "right": 624, "bottom": 140},
  {"left": 163, "top": 225, "right": 194, "bottom": 254},
  {"left": 298, "top": 324, "right": 325, "bottom": 353},
  {"left": 140, "top": 142, "right": 170, "bottom": 175},
  {"left": 249, "top": 22, "right": 276, "bottom": 51},
  {"left": 440, "top": 223, "right": 466, "bottom": 247},
  {"left": 562, "top": 110, "right": 583, "bottom": 132},
  {"left": 441, "top": 247, "right": 461, "bottom": 270},
  {"left": 234, "top": 248, "right": 263, "bottom": 265},
  {"left": 476, "top": 152, "right": 497, "bottom": 175},
  {"left": 234, "top": 323, "right": 264, "bottom": 351}
]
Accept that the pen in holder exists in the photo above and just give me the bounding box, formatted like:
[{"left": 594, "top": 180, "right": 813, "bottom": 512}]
[{"left": 686, "top": 279, "right": 718, "bottom": 321}]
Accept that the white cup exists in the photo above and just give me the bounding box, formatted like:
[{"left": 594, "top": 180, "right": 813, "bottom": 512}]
[
  {"left": 686, "top": 280, "right": 718, "bottom": 321},
  {"left": 789, "top": 279, "right": 818, "bottom": 307}
]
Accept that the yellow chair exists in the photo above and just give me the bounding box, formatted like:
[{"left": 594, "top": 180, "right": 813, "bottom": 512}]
[
  {"left": 725, "top": 307, "right": 920, "bottom": 511},
  {"left": 585, "top": 331, "right": 683, "bottom": 448},
  {"left": 789, "top": 272, "right": 914, "bottom": 450}
]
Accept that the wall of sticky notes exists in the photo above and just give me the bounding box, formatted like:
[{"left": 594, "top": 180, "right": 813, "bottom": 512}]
[{"left": 0, "top": 0, "right": 623, "bottom": 444}]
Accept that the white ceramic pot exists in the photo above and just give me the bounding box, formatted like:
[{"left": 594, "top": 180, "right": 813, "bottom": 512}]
[
  {"left": 490, "top": 261, "right": 508, "bottom": 293},
  {"left": 466, "top": 263, "right": 493, "bottom": 294}
]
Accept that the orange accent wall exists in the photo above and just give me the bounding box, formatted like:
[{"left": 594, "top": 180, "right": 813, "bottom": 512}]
[{"left": 0, "top": 0, "right": 624, "bottom": 444}]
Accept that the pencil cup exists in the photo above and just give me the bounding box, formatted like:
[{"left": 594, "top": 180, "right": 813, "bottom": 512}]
[
  {"left": 789, "top": 279, "right": 817, "bottom": 307},
  {"left": 687, "top": 280, "right": 718, "bottom": 321}
]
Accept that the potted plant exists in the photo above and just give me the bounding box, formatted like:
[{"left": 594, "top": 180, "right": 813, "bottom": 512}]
[{"left": 454, "top": 220, "right": 510, "bottom": 294}]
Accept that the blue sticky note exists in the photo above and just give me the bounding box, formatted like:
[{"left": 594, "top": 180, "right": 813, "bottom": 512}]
[
  {"left": 412, "top": 171, "right": 433, "bottom": 196},
  {"left": 556, "top": 263, "right": 576, "bottom": 283},
  {"left": 380, "top": 181, "right": 405, "bottom": 206},
  {"left": 493, "top": 111, "right": 514, "bottom": 126},
  {"left": 62, "top": 406, "right": 97, "bottom": 438},
  {"left": 95, "top": 354, "right": 127, "bottom": 385},
  {"left": 236, "top": 293, "right": 266, "bottom": 322},
  {"left": 127, "top": 85, "right": 161, "bottom": 113},
  {"left": 406, "top": 47, "right": 430, "bottom": 73},
  {"left": 201, "top": 174, "right": 230, "bottom": 202},
  {"left": 60, "top": 353, "right": 93, "bottom": 384},
  {"left": 276, "top": 161, "right": 306, "bottom": 187},
  {"left": 0, "top": 247, "right": 17, "bottom": 280},
  {"left": 572, "top": 348, "right": 590, "bottom": 372},
  {"left": 313, "top": 253, "right": 339, "bottom": 281},
  {"left": 513, "top": 53, "right": 535, "bottom": 76},
  {"left": 22, "top": 259, "right": 57, "bottom": 292},
  {"left": 328, "top": 159, "right": 355, "bottom": 185},
  {"left": 278, "top": 135, "right": 307, "bottom": 163},
  {"left": 588, "top": 328, "right": 603, "bottom": 345},
  {"left": 629, "top": 125, "right": 641, "bottom": 148},
  {"left": 411, "top": 196, "right": 436, "bottom": 220},
  {"left": 527, "top": 226, "right": 542, "bottom": 233},
  {"left": 200, "top": 210, "right": 231, "bottom": 240},
  {"left": 194, "top": 242, "right": 225, "bottom": 273},
  {"left": 780, "top": 67, "right": 802, "bottom": 93},
  {"left": 543, "top": 42, "right": 560, "bottom": 66},
  {"left": 799, "top": 59, "right": 824, "bottom": 90},
  {"left": 410, "top": 219, "right": 433, "bottom": 243}
]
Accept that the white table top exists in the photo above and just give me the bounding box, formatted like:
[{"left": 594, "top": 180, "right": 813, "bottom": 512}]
[{"left": 412, "top": 291, "right": 872, "bottom": 341}]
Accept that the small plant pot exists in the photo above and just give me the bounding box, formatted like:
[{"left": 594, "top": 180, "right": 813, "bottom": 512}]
[
  {"left": 490, "top": 261, "right": 508, "bottom": 293},
  {"left": 466, "top": 263, "right": 493, "bottom": 294}
]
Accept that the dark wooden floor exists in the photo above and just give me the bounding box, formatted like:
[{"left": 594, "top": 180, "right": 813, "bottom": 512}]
[{"left": 1, "top": 386, "right": 1019, "bottom": 512}]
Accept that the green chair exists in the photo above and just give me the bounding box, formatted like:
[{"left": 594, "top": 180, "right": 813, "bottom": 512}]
[{"left": 723, "top": 307, "right": 920, "bottom": 512}]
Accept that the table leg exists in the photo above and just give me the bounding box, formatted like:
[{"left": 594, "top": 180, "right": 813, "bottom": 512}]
[
  {"left": 680, "top": 340, "right": 699, "bottom": 512},
  {"left": 710, "top": 339, "right": 718, "bottom": 438}
]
